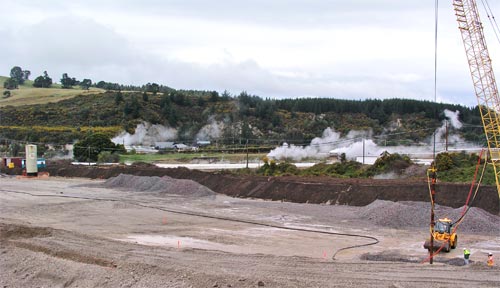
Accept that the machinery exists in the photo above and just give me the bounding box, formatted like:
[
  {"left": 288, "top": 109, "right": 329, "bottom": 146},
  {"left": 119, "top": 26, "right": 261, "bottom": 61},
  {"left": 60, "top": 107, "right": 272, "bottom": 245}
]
[
  {"left": 425, "top": 1, "right": 500, "bottom": 259},
  {"left": 424, "top": 218, "right": 458, "bottom": 252},
  {"left": 453, "top": 0, "right": 500, "bottom": 199}
]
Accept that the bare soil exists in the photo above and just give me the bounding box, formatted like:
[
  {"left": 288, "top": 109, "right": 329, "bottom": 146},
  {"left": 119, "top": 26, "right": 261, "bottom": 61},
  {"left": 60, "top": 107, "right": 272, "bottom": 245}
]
[
  {"left": 1, "top": 164, "right": 499, "bottom": 287},
  {"left": 45, "top": 162, "right": 500, "bottom": 215}
]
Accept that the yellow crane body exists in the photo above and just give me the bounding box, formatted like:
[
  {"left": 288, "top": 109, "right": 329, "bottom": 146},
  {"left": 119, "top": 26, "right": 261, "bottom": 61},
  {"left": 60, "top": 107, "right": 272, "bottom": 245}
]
[{"left": 453, "top": 0, "right": 500, "bottom": 198}]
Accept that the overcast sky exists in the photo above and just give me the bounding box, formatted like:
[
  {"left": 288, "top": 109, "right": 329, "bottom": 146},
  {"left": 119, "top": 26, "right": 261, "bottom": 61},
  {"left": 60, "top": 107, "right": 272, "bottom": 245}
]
[{"left": 2, "top": 0, "right": 500, "bottom": 106}]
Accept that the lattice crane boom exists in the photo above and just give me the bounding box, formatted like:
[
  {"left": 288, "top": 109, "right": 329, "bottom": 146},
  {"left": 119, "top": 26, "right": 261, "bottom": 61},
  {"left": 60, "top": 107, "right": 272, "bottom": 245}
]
[{"left": 453, "top": 0, "right": 500, "bottom": 198}]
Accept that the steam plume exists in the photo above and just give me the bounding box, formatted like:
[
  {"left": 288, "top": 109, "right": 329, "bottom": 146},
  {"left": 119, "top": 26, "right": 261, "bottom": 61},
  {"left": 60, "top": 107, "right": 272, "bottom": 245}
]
[
  {"left": 268, "top": 109, "right": 471, "bottom": 162},
  {"left": 196, "top": 117, "right": 224, "bottom": 140},
  {"left": 112, "top": 122, "right": 177, "bottom": 146}
]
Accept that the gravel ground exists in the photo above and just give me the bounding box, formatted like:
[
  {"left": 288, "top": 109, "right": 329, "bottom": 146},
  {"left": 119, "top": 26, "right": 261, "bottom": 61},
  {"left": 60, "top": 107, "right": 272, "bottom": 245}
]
[{"left": 1, "top": 176, "right": 499, "bottom": 287}]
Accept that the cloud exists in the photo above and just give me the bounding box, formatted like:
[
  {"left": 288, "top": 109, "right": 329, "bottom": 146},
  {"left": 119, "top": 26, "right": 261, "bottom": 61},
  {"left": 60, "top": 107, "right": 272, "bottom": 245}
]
[{"left": 1, "top": 1, "right": 499, "bottom": 106}]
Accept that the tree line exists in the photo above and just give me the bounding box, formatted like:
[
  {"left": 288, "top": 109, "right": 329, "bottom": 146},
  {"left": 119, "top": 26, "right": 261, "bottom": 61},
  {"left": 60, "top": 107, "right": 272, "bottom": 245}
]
[
  {"left": 3, "top": 66, "right": 93, "bottom": 90},
  {"left": 2, "top": 65, "right": 484, "bottom": 146}
]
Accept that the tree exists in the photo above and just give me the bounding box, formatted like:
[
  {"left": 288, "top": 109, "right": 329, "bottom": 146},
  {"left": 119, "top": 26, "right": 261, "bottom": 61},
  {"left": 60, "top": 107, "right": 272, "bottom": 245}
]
[
  {"left": 114, "top": 91, "right": 123, "bottom": 105},
  {"left": 10, "top": 66, "right": 24, "bottom": 85},
  {"left": 241, "top": 121, "right": 252, "bottom": 140},
  {"left": 210, "top": 91, "right": 220, "bottom": 102},
  {"left": 123, "top": 96, "right": 141, "bottom": 118},
  {"left": 80, "top": 79, "right": 92, "bottom": 90},
  {"left": 97, "top": 151, "right": 120, "bottom": 163},
  {"left": 61, "top": 73, "right": 77, "bottom": 88},
  {"left": 145, "top": 83, "right": 159, "bottom": 95},
  {"left": 33, "top": 71, "right": 52, "bottom": 88},
  {"left": 3, "top": 78, "right": 18, "bottom": 89},
  {"left": 73, "top": 133, "right": 123, "bottom": 162},
  {"left": 10, "top": 143, "right": 22, "bottom": 157},
  {"left": 197, "top": 96, "right": 205, "bottom": 107},
  {"left": 221, "top": 90, "right": 231, "bottom": 101}
]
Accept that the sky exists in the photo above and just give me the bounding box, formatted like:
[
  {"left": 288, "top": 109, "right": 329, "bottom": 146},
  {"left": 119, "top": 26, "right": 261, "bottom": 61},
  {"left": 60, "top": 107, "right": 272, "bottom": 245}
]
[{"left": 2, "top": 0, "right": 500, "bottom": 106}]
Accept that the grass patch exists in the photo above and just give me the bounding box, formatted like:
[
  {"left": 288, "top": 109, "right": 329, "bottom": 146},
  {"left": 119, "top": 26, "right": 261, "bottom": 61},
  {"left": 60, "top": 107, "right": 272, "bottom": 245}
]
[{"left": 0, "top": 75, "right": 105, "bottom": 107}]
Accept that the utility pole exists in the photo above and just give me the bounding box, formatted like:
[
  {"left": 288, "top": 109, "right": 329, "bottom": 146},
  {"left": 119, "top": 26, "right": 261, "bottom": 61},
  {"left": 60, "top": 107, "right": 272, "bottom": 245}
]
[
  {"left": 428, "top": 166, "right": 437, "bottom": 264},
  {"left": 246, "top": 139, "right": 249, "bottom": 169},
  {"left": 362, "top": 138, "right": 365, "bottom": 164}
]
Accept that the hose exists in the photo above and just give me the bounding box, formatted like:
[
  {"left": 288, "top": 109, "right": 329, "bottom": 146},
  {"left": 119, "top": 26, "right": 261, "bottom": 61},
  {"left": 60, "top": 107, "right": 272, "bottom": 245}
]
[{"left": 422, "top": 150, "right": 486, "bottom": 263}]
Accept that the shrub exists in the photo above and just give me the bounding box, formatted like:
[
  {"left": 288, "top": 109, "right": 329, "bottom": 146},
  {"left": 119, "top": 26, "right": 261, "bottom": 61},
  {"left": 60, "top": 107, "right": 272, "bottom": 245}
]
[{"left": 97, "top": 151, "right": 120, "bottom": 163}]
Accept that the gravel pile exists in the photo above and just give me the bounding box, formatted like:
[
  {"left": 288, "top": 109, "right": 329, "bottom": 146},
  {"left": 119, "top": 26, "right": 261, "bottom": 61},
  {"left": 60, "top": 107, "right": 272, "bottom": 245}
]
[
  {"left": 102, "top": 174, "right": 216, "bottom": 198},
  {"left": 359, "top": 200, "right": 500, "bottom": 234}
]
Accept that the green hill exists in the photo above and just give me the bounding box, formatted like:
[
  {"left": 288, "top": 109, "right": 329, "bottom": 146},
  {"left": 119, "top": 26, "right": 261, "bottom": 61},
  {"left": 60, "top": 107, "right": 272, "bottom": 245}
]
[
  {"left": 0, "top": 87, "right": 484, "bottom": 147},
  {"left": 0, "top": 76, "right": 104, "bottom": 107}
]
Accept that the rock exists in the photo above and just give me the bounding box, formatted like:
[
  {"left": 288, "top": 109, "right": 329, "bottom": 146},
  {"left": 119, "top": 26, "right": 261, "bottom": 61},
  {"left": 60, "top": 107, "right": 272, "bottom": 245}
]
[{"left": 257, "top": 280, "right": 265, "bottom": 286}]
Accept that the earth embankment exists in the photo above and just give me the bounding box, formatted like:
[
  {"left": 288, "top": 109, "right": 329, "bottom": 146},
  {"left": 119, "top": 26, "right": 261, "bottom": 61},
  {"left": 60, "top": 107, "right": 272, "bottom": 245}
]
[{"left": 45, "top": 163, "right": 500, "bottom": 215}]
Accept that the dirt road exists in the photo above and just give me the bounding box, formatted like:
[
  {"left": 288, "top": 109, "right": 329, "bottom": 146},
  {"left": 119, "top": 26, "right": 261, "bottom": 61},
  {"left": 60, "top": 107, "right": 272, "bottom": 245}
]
[{"left": 1, "top": 176, "right": 499, "bottom": 287}]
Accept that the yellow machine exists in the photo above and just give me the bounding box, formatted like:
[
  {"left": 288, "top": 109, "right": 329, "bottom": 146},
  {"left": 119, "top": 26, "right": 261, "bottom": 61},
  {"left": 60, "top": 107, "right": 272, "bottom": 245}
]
[
  {"left": 423, "top": 218, "right": 457, "bottom": 253},
  {"left": 453, "top": 0, "right": 500, "bottom": 199}
]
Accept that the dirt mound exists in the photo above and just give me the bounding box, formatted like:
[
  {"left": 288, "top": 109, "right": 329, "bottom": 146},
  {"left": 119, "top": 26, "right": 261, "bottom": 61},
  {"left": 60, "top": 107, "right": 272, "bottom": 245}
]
[
  {"left": 102, "top": 174, "right": 216, "bottom": 198},
  {"left": 360, "top": 200, "right": 500, "bottom": 234},
  {"left": 44, "top": 162, "right": 500, "bottom": 215},
  {"left": 0, "top": 223, "right": 52, "bottom": 240},
  {"left": 11, "top": 241, "right": 116, "bottom": 268}
]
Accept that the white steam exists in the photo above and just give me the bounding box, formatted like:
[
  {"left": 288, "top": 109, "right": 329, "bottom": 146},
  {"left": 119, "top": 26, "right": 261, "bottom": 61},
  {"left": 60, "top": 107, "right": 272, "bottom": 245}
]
[
  {"left": 267, "top": 127, "right": 372, "bottom": 161},
  {"left": 112, "top": 122, "right": 177, "bottom": 146},
  {"left": 444, "top": 109, "right": 463, "bottom": 129},
  {"left": 196, "top": 117, "right": 224, "bottom": 140},
  {"left": 434, "top": 109, "right": 464, "bottom": 146},
  {"left": 268, "top": 109, "right": 471, "bottom": 162}
]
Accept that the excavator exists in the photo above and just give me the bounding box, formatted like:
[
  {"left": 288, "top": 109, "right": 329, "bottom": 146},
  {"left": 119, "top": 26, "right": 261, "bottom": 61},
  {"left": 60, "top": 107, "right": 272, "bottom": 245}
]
[{"left": 425, "top": 0, "right": 500, "bottom": 255}]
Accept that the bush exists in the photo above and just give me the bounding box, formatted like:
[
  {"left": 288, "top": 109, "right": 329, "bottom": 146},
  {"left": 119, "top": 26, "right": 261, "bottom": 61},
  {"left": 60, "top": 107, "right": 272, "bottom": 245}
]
[
  {"left": 97, "top": 151, "right": 120, "bottom": 163},
  {"left": 366, "top": 152, "right": 412, "bottom": 176},
  {"left": 73, "top": 133, "right": 124, "bottom": 162}
]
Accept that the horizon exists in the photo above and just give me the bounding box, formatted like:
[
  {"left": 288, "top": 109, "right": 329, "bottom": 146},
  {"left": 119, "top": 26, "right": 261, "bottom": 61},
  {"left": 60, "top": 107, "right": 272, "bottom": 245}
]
[{"left": 2, "top": 1, "right": 500, "bottom": 106}]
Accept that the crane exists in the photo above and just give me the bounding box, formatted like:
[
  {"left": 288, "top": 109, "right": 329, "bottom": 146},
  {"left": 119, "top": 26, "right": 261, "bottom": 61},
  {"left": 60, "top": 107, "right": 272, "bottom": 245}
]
[{"left": 453, "top": 0, "right": 500, "bottom": 199}]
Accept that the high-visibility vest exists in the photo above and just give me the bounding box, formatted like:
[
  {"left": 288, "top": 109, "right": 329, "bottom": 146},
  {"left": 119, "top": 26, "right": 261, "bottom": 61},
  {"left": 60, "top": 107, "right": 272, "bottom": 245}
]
[
  {"left": 464, "top": 249, "right": 470, "bottom": 259},
  {"left": 488, "top": 255, "right": 494, "bottom": 266}
]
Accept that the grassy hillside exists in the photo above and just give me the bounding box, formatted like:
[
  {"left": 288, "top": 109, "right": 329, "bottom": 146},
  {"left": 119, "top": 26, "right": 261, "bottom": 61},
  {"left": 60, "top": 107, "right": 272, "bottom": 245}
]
[{"left": 0, "top": 76, "right": 104, "bottom": 107}]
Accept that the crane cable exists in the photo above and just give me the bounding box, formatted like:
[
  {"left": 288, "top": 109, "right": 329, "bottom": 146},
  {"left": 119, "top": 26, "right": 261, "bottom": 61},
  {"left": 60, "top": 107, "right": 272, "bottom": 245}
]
[
  {"left": 480, "top": 0, "right": 500, "bottom": 44},
  {"left": 421, "top": 149, "right": 486, "bottom": 263},
  {"left": 453, "top": 149, "right": 487, "bottom": 226}
]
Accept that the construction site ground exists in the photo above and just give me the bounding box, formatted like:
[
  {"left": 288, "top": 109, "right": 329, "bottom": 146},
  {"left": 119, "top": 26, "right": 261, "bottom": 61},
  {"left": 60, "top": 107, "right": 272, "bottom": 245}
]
[{"left": 1, "top": 171, "right": 499, "bottom": 287}]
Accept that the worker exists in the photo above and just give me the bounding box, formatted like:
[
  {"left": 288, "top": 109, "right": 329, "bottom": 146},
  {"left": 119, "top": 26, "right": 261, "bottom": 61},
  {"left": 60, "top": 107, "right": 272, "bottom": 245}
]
[
  {"left": 463, "top": 248, "right": 471, "bottom": 265},
  {"left": 487, "top": 253, "right": 494, "bottom": 266}
]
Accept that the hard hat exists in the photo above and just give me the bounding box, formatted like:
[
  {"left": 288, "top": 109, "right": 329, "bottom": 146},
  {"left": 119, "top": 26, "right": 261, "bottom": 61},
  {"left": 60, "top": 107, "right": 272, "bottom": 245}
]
[
  {"left": 463, "top": 248, "right": 466, "bottom": 250},
  {"left": 489, "top": 253, "right": 493, "bottom": 256}
]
